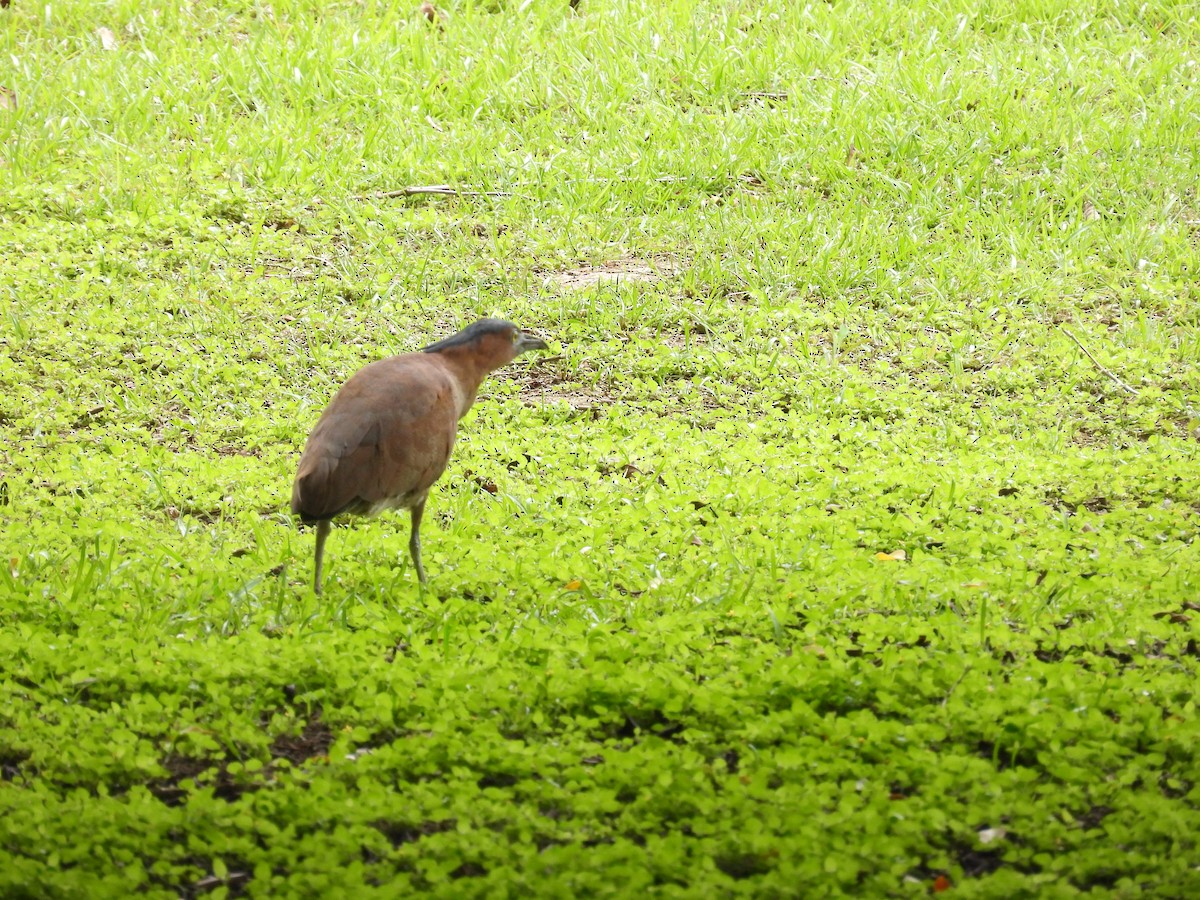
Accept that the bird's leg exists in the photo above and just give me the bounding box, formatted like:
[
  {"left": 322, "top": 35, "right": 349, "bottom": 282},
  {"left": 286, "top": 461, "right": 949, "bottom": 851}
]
[
  {"left": 409, "top": 499, "right": 427, "bottom": 584},
  {"left": 313, "top": 520, "right": 331, "bottom": 595}
]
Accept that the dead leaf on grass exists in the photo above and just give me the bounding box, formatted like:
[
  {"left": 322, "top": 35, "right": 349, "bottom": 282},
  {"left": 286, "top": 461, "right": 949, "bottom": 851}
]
[
  {"left": 417, "top": 2, "right": 445, "bottom": 26},
  {"left": 875, "top": 549, "right": 906, "bottom": 562},
  {"left": 1153, "top": 610, "right": 1192, "bottom": 625},
  {"left": 96, "top": 26, "right": 119, "bottom": 50},
  {"left": 0, "top": 86, "right": 15, "bottom": 110},
  {"left": 468, "top": 473, "right": 497, "bottom": 494},
  {"left": 1082, "top": 198, "right": 1101, "bottom": 221}
]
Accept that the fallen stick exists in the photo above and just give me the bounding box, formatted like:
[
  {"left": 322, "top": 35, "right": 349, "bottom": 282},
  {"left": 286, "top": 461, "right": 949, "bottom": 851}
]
[
  {"left": 1062, "top": 328, "right": 1138, "bottom": 397},
  {"left": 356, "top": 185, "right": 512, "bottom": 200}
]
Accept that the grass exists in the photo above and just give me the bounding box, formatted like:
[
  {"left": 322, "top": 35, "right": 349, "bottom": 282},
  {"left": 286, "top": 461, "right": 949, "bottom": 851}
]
[{"left": 2, "top": 0, "right": 1200, "bottom": 895}]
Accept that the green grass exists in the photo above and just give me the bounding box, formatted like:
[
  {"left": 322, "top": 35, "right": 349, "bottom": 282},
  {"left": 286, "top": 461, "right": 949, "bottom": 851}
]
[{"left": 2, "top": 0, "right": 1200, "bottom": 895}]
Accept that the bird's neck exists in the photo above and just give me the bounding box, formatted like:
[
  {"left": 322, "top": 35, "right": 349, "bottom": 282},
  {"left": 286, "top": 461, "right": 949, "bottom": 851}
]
[{"left": 436, "top": 348, "right": 501, "bottom": 418}]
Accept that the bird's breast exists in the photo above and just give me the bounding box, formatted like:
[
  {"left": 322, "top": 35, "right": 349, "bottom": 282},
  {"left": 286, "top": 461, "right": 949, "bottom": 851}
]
[
  {"left": 364, "top": 490, "right": 426, "bottom": 516},
  {"left": 447, "top": 376, "right": 474, "bottom": 420}
]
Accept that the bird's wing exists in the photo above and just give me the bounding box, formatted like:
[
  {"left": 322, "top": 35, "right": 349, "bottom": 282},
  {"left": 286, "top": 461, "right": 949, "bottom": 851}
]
[{"left": 291, "top": 362, "right": 458, "bottom": 519}]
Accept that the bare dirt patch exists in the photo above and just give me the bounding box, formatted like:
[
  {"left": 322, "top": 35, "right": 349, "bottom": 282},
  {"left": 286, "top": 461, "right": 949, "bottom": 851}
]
[
  {"left": 519, "top": 371, "right": 616, "bottom": 416},
  {"left": 546, "top": 257, "right": 675, "bottom": 290}
]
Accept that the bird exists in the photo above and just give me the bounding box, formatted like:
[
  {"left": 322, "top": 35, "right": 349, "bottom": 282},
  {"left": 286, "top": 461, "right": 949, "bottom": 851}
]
[{"left": 291, "top": 318, "right": 550, "bottom": 593}]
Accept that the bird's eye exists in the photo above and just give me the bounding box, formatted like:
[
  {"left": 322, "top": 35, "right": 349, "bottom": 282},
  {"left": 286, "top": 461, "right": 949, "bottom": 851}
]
[{"left": 511, "top": 330, "right": 520, "bottom": 343}]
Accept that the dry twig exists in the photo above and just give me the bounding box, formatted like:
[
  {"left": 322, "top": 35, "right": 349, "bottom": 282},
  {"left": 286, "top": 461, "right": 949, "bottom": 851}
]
[
  {"left": 358, "top": 185, "right": 512, "bottom": 200},
  {"left": 1062, "top": 328, "right": 1138, "bottom": 397}
]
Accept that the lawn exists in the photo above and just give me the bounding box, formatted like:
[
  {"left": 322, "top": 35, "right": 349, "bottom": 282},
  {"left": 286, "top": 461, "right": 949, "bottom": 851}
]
[{"left": 2, "top": 0, "right": 1200, "bottom": 895}]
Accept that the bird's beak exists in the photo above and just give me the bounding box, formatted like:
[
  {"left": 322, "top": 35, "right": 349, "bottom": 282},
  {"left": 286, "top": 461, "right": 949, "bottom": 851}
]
[{"left": 516, "top": 331, "right": 550, "bottom": 354}]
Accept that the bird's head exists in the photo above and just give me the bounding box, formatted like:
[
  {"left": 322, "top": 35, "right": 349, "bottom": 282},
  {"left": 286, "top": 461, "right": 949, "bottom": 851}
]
[{"left": 421, "top": 318, "right": 550, "bottom": 371}]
